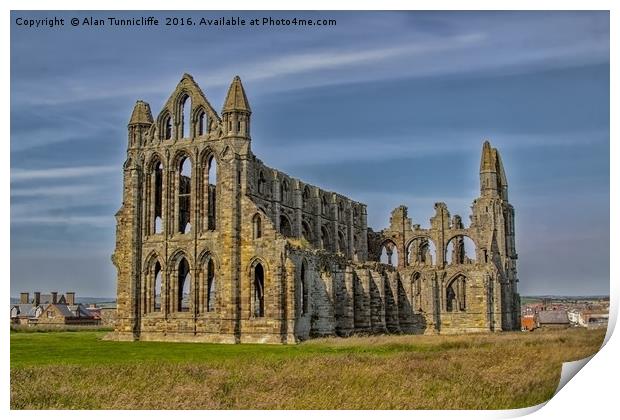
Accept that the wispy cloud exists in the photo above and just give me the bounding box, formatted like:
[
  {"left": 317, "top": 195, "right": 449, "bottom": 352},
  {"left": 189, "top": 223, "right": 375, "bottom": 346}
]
[
  {"left": 10, "top": 78, "right": 172, "bottom": 108},
  {"left": 256, "top": 137, "right": 464, "bottom": 167},
  {"left": 10, "top": 215, "right": 112, "bottom": 228},
  {"left": 208, "top": 33, "right": 486, "bottom": 85},
  {"left": 257, "top": 130, "right": 609, "bottom": 168},
  {"left": 11, "top": 11, "right": 609, "bottom": 110},
  {"left": 11, "top": 33, "right": 487, "bottom": 107},
  {"left": 10, "top": 171, "right": 118, "bottom": 228},
  {"left": 11, "top": 165, "right": 117, "bottom": 182},
  {"left": 11, "top": 184, "right": 106, "bottom": 197},
  {"left": 10, "top": 181, "right": 118, "bottom": 229}
]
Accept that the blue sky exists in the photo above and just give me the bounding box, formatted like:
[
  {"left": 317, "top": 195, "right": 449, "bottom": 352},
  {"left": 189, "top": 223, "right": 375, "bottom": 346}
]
[{"left": 10, "top": 11, "right": 609, "bottom": 297}]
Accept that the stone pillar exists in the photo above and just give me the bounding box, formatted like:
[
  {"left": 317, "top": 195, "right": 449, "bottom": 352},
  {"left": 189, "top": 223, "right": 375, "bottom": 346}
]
[
  {"left": 284, "top": 258, "right": 296, "bottom": 343},
  {"left": 198, "top": 268, "right": 205, "bottom": 315},
  {"left": 126, "top": 164, "right": 143, "bottom": 338},
  {"left": 171, "top": 267, "right": 178, "bottom": 313},
  {"left": 341, "top": 266, "right": 355, "bottom": 335},
  {"left": 360, "top": 205, "right": 369, "bottom": 261},
  {"left": 385, "top": 271, "right": 400, "bottom": 333},
  {"left": 165, "top": 165, "right": 173, "bottom": 237},
  {"left": 219, "top": 157, "right": 242, "bottom": 342},
  {"left": 428, "top": 272, "right": 440, "bottom": 334},
  {"left": 272, "top": 176, "right": 280, "bottom": 231},
  {"left": 347, "top": 203, "right": 354, "bottom": 258},
  {"left": 148, "top": 271, "right": 154, "bottom": 314},
  {"left": 200, "top": 162, "right": 207, "bottom": 232},
  {"left": 173, "top": 168, "right": 179, "bottom": 235},
  {"left": 162, "top": 270, "right": 169, "bottom": 317},
  {"left": 504, "top": 282, "right": 513, "bottom": 330},
  {"left": 310, "top": 269, "right": 336, "bottom": 336},
  {"left": 294, "top": 184, "right": 302, "bottom": 237},
  {"left": 314, "top": 190, "right": 322, "bottom": 249},
  {"left": 142, "top": 171, "right": 150, "bottom": 238},
  {"left": 354, "top": 269, "right": 371, "bottom": 332},
  {"left": 193, "top": 160, "right": 201, "bottom": 236},
  {"left": 370, "top": 271, "right": 387, "bottom": 333},
  {"left": 191, "top": 267, "right": 199, "bottom": 321},
  {"left": 141, "top": 271, "right": 147, "bottom": 315},
  {"left": 494, "top": 278, "right": 503, "bottom": 331},
  {"left": 331, "top": 194, "right": 338, "bottom": 253}
]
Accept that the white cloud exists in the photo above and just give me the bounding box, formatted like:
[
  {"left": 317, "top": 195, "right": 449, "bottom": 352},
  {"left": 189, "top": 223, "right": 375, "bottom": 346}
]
[
  {"left": 10, "top": 177, "right": 118, "bottom": 228},
  {"left": 11, "top": 165, "right": 117, "bottom": 182},
  {"left": 11, "top": 215, "right": 112, "bottom": 228},
  {"left": 257, "top": 130, "right": 609, "bottom": 168},
  {"left": 11, "top": 12, "right": 609, "bottom": 109},
  {"left": 11, "top": 33, "right": 487, "bottom": 108},
  {"left": 209, "top": 33, "right": 486, "bottom": 85},
  {"left": 257, "top": 137, "right": 471, "bottom": 167},
  {"left": 11, "top": 184, "right": 105, "bottom": 197}
]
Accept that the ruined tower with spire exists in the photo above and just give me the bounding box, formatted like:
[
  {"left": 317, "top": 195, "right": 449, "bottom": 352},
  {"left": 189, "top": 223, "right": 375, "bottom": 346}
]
[{"left": 108, "top": 74, "right": 520, "bottom": 343}]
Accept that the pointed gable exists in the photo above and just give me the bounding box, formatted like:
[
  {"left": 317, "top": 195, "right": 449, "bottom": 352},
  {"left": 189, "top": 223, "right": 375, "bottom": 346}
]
[
  {"left": 222, "top": 76, "right": 251, "bottom": 113},
  {"left": 129, "top": 100, "right": 154, "bottom": 125},
  {"left": 154, "top": 73, "right": 221, "bottom": 138}
]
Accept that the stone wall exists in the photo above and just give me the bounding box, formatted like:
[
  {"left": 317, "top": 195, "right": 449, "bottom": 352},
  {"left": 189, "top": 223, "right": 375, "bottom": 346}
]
[{"left": 106, "top": 74, "right": 520, "bottom": 344}]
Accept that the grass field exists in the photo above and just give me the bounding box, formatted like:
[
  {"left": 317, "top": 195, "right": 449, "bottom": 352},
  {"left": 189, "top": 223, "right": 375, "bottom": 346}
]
[{"left": 10, "top": 328, "right": 605, "bottom": 410}]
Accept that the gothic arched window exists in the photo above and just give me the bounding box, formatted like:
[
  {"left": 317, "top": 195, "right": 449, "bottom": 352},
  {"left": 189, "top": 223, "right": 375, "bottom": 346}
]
[
  {"left": 178, "top": 157, "right": 192, "bottom": 234},
  {"left": 253, "top": 263, "right": 265, "bottom": 317},
  {"left": 197, "top": 110, "right": 208, "bottom": 136},
  {"left": 151, "top": 160, "right": 163, "bottom": 234},
  {"left": 253, "top": 213, "right": 262, "bottom": 239},
  {"left": 177, "top": 257, "right": 191, "bottom": 312},
  {"left": 163, "top": 115, "right": 172, "bottom": 140},
  {"left": 258, "top": 171, "right": 266, "bottom": 195},
  {"left": 181, "top": 95, "right": 191, "bottom": 139},
  {"left": 206, "top": 156, "right": 218, "bottom": 230},
  {"left": 205, "top": 259, "right": 216, "bottom": 312}
]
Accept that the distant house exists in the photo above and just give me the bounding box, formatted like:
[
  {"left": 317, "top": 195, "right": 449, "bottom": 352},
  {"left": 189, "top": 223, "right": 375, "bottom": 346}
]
[
  {"left": 578, "top": 310, "right": 609, "bottom": 329},
  {"left": 10, "top": 304, "right": 43, "bottom": 325},
  {"left": 536, "top": 310, "right": 570, "bottom": 329},
  {"left": 10, "top": 291, "right": 100, "bottom": 326},
  {"left": 567, "top": 309, "right": 580, "bottom": 326}
]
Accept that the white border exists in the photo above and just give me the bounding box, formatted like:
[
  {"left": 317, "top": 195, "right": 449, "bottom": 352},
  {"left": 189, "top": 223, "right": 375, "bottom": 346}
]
[{"left": 3, "top": 2, "right": 616, "bottom": 419}]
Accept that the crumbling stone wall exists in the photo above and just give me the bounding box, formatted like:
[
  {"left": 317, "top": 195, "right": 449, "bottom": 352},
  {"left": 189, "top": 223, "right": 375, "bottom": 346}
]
[{"left": 106, "top": 74, "right": 519, "bottom": 344}]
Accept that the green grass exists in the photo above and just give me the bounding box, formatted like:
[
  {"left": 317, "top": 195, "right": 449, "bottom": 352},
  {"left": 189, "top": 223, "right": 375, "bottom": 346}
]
[
  {"left": 11, "top": 331, "right": 304, "bottom": 367},
  {"left": 10, "top": 328, "right": 605, "bottom": 409},
  {"left": 10, "top": 331, "right": 426, "bottom": 367}
]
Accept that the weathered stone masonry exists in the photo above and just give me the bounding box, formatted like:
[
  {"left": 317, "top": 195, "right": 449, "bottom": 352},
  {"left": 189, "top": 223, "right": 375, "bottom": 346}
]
[{"left": 106, "top": 74, "right": 520, "bottom": 344}]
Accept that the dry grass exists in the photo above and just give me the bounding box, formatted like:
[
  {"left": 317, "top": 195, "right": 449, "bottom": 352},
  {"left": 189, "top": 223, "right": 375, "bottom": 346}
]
[{"left": 10, "top": 328, "right": 605, "bottom": 409}]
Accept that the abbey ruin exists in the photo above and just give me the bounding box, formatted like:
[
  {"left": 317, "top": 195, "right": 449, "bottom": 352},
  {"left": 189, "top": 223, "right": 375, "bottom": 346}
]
[{"left": 107, "top": 74, "right": 520, "bottom": 343}]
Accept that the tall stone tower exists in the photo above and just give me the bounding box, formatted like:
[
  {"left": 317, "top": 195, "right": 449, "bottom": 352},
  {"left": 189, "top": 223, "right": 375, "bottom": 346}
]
[
  {"left": 111, "top": 100, "right": 154, "bottom": 339},
  {"left": 471, "top": 141, "right": 520, "bottom": 330}
]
